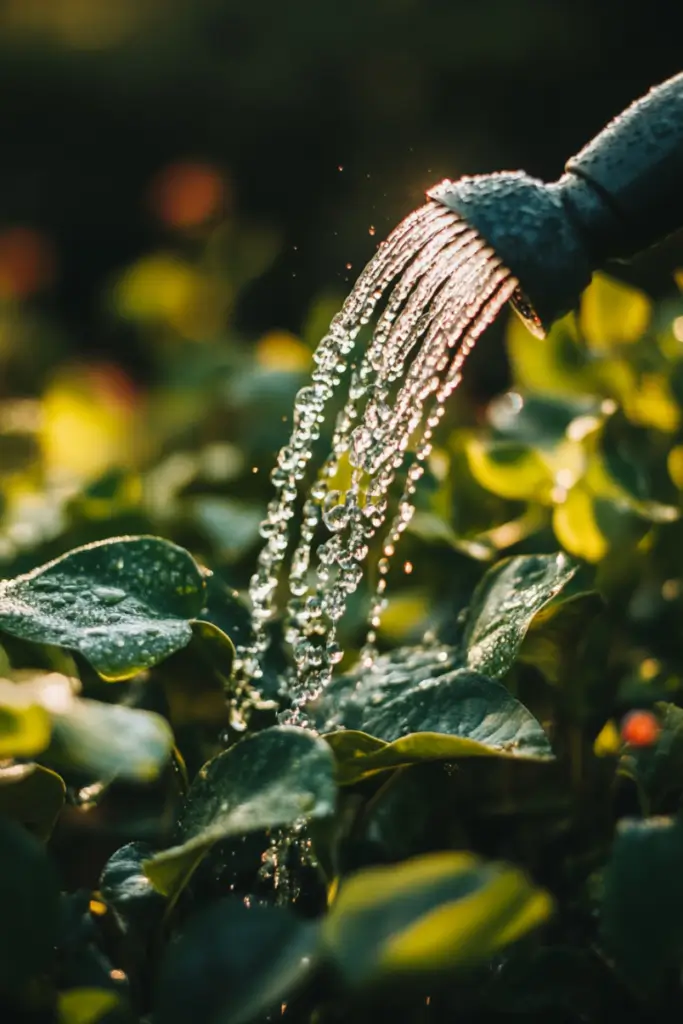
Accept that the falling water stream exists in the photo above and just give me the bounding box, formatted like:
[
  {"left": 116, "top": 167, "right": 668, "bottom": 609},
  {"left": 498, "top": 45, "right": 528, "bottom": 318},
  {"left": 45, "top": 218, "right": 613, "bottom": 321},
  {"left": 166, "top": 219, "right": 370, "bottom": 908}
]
[
  {"left": 235, "top": 193, "right": 517, "bottom": 727},
  {"left": 233, "top": 191, "right": 518, "bottom": 904}
]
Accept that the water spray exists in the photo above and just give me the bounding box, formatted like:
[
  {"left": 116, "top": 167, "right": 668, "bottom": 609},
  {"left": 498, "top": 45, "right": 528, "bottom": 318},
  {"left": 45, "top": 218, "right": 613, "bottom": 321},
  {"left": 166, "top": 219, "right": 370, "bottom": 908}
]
[{"left": 240, "top": 70, "right": 683, "bottom": 722}]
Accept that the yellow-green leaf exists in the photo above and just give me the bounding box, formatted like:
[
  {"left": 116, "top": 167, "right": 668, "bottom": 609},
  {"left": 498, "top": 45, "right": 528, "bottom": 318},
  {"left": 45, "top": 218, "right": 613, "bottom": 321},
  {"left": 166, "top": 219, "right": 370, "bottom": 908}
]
[{"left": 324, "top": 852, "right": 553, "bottom": 985}]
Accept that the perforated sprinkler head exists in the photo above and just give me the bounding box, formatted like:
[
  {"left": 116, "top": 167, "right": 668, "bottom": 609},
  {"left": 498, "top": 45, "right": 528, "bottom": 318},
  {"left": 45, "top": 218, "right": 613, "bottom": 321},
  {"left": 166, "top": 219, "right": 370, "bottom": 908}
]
[{"left": 429, "top": 70, "right": 683, "bottom": 337}]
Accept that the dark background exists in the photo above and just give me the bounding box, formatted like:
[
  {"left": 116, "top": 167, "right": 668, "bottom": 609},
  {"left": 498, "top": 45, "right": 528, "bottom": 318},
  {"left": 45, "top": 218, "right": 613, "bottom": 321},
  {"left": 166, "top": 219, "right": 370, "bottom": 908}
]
[{"left": 0, "top": 0, "right": 681, "bottom": 386}]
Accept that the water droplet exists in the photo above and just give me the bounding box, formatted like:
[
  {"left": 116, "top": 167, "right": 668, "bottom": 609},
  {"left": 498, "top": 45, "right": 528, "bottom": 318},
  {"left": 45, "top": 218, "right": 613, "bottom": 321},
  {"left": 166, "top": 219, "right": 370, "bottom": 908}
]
[{"left": 92, "top": 586, "right": 127, "bottom": 606}]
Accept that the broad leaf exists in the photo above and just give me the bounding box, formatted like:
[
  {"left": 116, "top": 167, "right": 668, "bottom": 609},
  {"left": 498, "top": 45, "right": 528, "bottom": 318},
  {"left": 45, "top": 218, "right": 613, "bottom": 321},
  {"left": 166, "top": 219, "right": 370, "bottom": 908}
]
[
  {"left": 156, "top": 898, "right": 319, "bottom": 1024},
  {"left": 324, "top": 851, "right": 552, "bottom": 985},
  {"left": 0, "top": 816, "right": 61, "bottom": 992},
  {"left": 0, "top": 762, "right": 65, "bottom": 840},
  {"left": 464, "top": 553, "right": 579, "bottom": 678},
  {"left": 600, "top": 815, "right": 683, "bottom": 992},
  {"left": 0, "top": 536, "right": 206, "bottom": 680},
  {"left": 144, "top": 726, "right": 337, "bottom": 898},
  {"left": 320, "top": 647, "right": 551, "bottom": 784},
  {"left": 52, "top": 694, "right": 174, "bottom": 781},
  {"left": 0, "top": 672, "right": 173, "bottom": 781},
  {"left": 0, "top": 678, "right": 51, "bottom": 758},
  {"left": 99, "top": 842, "right": 166, "bottom": 957}
]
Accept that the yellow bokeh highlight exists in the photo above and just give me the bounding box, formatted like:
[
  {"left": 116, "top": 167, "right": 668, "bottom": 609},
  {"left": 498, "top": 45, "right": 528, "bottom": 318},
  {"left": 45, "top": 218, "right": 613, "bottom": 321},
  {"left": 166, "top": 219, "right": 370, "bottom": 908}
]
[
  {"left": 668, "top": 445, "right": 683, "bottom": 489},
  {"left": 580, "top": 273, "right": 651, "bottom": 349},
  {"left": 113, "top": 254, "right": 222, "bottom": 337},
  {"left": 40, "top": 366, "right": 137, "bottom": 482},
  {"left": 594, "top": 719, "right": 621, "bottom": 757},
  {"left": 552, "top": 484, "right": 608, "bottom": 563},
  {"left": 255, "top": 330, "right": 311, "bottom": 372},
  {"left": 465, "top": 437, "right": 552, "bottom": 502},
  {"left": 378, "top": 592, "right": 430, "bottom": 640},
  {"left": 621, "top": 373, "right": 680, "bottom": 432},
  {"left": 506, "top": 313, "right": 587, "bottom": 396}
]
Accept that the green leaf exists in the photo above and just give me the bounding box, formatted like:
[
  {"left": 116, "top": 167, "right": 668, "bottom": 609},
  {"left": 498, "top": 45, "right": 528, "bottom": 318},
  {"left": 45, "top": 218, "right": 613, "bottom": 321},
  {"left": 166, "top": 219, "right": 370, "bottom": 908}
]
[
  {"left": 464, "top": 553, "right": 579, "bottom": 678},
  {"left": 190, "top": 496, "right": 263, "bottom": 561},
  {"left": 0, "top": 536, "right": 206, "bottom": 680},
  {"left": 144, "top": 726, "right": 337, "bottom": 898},
  {"left": 324, "top": 851, "right": 553, "bottom": 985},
  {"left": 0, "top": 678, "right": 51, "bottom": 758},
  {"left": 600, "top": 815, "right": 683, "bottom": 992},
  {"left": 50, "top": 693, "right": 174, "bottom": 782},
  {"left": 465, "top": 437, "right": 552, "bottom": 502},
  {"left": 57, "top": 988, "right": 120, "bottom": 1024},
  {"left": 0, "top": 816, "right": 61, "bottom": 992},
  {"left": 155, "top": 898, "right": 319, "bottom": 1024},
  {"left": 99, "top": 842, "right": 166, "bottom": 956},
  {"left": 320, "top": 646, "right": 551, "bottom": 784},
  {"left": 518, "top": 591, "right": 604, "bottom": 687},
  {"left": 0, "top": 672, "right": 173, "bottom": 781},
  {"left": 0, "top": 762, "right": 65, "bottom": 841}
]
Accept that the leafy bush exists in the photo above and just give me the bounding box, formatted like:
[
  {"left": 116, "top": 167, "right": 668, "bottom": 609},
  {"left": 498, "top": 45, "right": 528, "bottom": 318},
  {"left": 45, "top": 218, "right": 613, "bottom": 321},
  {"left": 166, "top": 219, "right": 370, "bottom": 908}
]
[{"left": 3, "top": 271, "right": 683, "bottom": 1023}]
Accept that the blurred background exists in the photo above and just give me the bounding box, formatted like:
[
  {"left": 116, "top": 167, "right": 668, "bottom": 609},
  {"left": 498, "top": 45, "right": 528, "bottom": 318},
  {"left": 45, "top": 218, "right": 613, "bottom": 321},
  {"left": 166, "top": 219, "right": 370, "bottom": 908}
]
[{"left": 0, "top": 0, "right": 681, "bottom": 585}]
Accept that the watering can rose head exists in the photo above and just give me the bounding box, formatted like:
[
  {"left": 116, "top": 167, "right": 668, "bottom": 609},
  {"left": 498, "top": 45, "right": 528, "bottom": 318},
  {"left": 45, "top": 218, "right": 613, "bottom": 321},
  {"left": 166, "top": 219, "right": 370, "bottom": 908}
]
[{"left": 429, "top": 70, "right": 683, "bottom": 336}]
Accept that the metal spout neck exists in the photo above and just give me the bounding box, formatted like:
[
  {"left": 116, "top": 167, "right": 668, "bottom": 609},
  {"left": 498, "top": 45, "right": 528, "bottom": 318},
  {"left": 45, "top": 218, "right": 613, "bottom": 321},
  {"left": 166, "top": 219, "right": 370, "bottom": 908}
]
[{"left": 430, "top": 71, "right": 683, "bottom": 336}]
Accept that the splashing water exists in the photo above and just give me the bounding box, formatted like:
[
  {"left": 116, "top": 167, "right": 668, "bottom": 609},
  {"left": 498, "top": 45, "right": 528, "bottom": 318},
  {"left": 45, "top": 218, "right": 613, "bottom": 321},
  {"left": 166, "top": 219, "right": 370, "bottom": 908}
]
[{"left": 235, "top": 194, "right": 517, "bottom": 724}]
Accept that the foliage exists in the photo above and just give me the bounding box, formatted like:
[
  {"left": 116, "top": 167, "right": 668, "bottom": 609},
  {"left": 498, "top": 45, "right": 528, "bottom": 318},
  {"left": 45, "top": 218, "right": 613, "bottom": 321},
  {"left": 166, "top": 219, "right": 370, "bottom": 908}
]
[{"left": 2, "top": 266, "right": 683, "bottom": 1024}]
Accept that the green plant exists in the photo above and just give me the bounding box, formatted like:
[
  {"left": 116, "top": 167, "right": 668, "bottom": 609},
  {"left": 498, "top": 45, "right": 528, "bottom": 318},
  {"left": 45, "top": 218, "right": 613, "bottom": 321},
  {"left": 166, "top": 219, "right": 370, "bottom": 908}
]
[{"left": 3, "top": 271, "right": 683, "bottom": 1023}]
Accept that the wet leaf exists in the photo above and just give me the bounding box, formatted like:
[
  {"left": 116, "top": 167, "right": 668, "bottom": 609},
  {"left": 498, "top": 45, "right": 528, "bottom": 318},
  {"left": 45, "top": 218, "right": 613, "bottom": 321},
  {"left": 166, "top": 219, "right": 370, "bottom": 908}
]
[
  {"left": 0, "top": 536, "right": 206, "bottom": 680},
  {"left": 324, "top": 851, "right": 552, "bottom": 985},
  {"left": 99, "top": 841, "right": 166, "bottom": 954},
  {"left": 601, "top": 816, "right": 683, "bottom": 993},
  {"left": 0, "top": 762, "right": 65, "bottom": 840},
  {"left": 464, "top": 553, "right": 580, "bottom": 678},
  {"left": 144, "top": 727, "right": 337, "bottom": 898},
  {"left": 156, "top": 898, "right": 320, "bottom": 1024},
  {"left": 0, "top": 816, "right": 61, "bottom": 992},
  {"left": 321, "top": 646, "right": 551, "bottom": 784}
]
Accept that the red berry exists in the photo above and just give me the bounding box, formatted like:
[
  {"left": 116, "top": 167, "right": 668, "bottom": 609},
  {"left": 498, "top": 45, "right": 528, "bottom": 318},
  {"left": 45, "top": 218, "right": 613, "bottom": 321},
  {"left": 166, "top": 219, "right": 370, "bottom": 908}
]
[{"left": 620, "top": 710, "right": 661, "bottom": 747}]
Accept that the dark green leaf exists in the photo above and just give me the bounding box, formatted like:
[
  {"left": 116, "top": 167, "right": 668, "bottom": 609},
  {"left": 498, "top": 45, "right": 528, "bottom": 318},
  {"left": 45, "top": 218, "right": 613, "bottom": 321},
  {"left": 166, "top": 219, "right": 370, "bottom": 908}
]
[
  {"left": 0, "top": 816, "right": 61, "bottom": 992},
  {"left": 0, "top": 536, "right": 206, "bottom": 680},
  {"left": 144, "top": 726, "right": 337, "bottom": 898},
  {"left": 518, "top": 591, "right": 604, "bottom": 686},
  {"left": 324, "top": 851, "right": 552, "bottom": 985},
  {"left": 600, "top": 815, "right": 683, "bottom": 992},
  {"left": 320, "top": 646, "right": 551, "bottom": 784},
  {"left": 464, "top": 553, "right": 580, "bottom": 678},
  {"left": 99, "top": 841, "right": 166, "bottom": 953},
  {"left": 0, "top": 762, "right": 65, "bottom": 840},
  {"left": 156, "top": 898, "right": 319, "bottom": 1024}
]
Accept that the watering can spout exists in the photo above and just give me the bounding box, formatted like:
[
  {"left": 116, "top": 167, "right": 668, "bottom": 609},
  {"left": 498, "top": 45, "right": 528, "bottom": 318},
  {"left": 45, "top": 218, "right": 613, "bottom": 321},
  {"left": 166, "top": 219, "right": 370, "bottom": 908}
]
[{"left": 429, "top": 70, "right": 683, "bottom": 336}]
